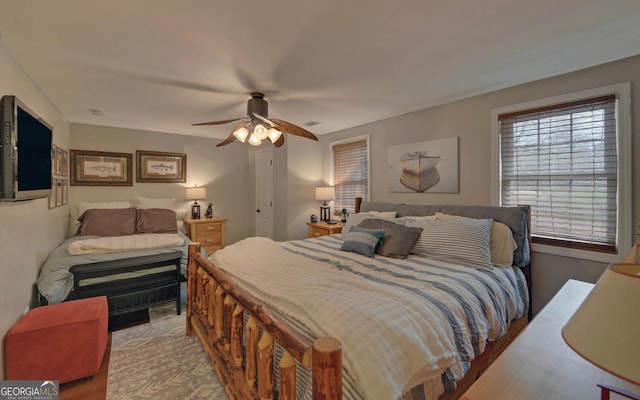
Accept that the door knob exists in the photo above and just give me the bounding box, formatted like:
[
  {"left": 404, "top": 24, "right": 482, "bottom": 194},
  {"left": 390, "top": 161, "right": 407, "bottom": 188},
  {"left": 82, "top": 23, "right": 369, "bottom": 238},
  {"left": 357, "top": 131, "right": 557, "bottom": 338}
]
[{"left": 256, "top": 209, "right": 261, "bottom": 213}]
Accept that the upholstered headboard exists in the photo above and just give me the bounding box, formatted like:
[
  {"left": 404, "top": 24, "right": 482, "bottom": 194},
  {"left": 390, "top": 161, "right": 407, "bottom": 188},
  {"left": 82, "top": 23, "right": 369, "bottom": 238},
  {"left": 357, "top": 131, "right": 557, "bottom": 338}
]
[{"left": 356, "top": 199, "right": 531, "bottom": 267}]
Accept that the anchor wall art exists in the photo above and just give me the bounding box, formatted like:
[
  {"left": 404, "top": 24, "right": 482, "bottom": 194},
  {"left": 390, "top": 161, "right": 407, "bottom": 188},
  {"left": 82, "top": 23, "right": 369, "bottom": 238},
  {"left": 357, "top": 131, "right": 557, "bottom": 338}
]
[{"left": 388, "top": 137, "right": 459, "bottom": 193}]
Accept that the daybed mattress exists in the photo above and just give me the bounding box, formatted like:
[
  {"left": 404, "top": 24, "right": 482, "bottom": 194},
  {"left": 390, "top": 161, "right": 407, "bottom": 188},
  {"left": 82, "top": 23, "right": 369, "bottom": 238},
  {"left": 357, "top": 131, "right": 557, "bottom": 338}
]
[
  {"left": 37, "top": 232, "right": 189, "bottom": 304},
  {"left": 210, "top": 234, "right": 529, "bottom": 400}
]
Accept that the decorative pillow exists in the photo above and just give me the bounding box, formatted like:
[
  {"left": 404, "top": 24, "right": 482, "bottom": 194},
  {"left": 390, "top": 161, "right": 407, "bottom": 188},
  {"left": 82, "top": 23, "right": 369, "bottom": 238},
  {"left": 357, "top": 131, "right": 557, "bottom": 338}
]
[
  {"left": 77, "top": 207, "right": 137, "bottom": 236},
  {"left": 405, "top": 218, "right": 493, "bottom": 269},
  {"left": 341, "top": 211, "right": 397, "bottom": 239},
  {"left": 340, "top": 226, "right": 385, "bottom": 257},
  {"left": 357, "top": 218, "right": 423, "bottom": 259},
  {"left": 69, "top": 201, "right": 132, "bottom": 237},
  {"left": 435, "top": 212, "right": 518, "bottom": 267},
  {"left": 136, "top": 208, "right": 178, "bottom": 234},
  {"left": 135, "top": 196, "right": 176, "bottom": 209}
]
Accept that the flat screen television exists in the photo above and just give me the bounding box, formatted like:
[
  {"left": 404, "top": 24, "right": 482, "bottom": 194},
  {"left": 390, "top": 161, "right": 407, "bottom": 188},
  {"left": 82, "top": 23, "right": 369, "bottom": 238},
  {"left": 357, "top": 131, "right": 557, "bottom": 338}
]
[{"left": 0, "top": 95, "right": 53, "bottom": 201}]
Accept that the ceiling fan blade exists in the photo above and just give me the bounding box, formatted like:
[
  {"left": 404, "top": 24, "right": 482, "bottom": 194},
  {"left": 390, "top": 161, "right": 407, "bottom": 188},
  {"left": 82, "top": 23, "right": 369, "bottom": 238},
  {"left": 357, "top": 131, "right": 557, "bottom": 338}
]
[
  {"left": 273, "top": 135, "right": 285, "bottom": 148},
  {"left": 192, "top": 117, "right": 246, "bottom": 126},
  {"left": 271, "top": 119, "right": 318, "bottom": 141},
  {"left": 215, "top": 131, "right": 238, "bottom": 147}
]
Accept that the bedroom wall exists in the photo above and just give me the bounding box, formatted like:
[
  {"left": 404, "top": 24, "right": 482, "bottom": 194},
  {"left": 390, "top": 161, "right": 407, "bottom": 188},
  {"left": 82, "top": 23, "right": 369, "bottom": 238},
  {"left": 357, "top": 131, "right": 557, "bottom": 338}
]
[
  {"left": 69, "top": 124, "right": 253, "bottom": 245},
  {"left": 0, "top": 46, "right": 71, "bottom": 379},
  {"left": 320, "top": 54, "right": 640, "bottom": 316}
]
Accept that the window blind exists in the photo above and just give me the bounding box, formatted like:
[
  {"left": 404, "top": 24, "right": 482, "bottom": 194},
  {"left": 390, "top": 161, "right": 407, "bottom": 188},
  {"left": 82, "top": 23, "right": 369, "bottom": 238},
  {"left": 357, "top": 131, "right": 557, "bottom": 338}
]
[
  {"left": 499, "top": 95, "right": 618, "bottom": 252},
  {"left": 332, "top": 140, "right": 368, "bottom": 213}
]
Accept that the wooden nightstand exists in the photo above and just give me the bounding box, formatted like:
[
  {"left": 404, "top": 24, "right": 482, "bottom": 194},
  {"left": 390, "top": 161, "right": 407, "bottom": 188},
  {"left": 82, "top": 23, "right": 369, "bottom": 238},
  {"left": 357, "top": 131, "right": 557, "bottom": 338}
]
[
  {"left": 306, "top": 221, "right": 343, "bottom": 238},
  {"left": 461, "top": 280, "right": 639, "bottom": 400},
  {"left": 184, "top": 217, "right": 227, "bottom": 255}
]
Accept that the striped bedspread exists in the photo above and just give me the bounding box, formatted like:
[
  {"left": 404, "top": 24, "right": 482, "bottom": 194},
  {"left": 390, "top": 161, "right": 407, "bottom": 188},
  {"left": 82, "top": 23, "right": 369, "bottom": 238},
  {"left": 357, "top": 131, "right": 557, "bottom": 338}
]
[{"left": 210, "top": 235, "right": 528, "bottom": 400}]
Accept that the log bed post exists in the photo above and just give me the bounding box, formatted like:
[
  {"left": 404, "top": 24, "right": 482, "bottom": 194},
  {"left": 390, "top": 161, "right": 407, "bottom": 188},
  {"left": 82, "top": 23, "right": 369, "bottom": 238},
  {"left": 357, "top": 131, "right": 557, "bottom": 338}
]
[{"left": 312, "top": 337, "right": 342, "bottom": 400}]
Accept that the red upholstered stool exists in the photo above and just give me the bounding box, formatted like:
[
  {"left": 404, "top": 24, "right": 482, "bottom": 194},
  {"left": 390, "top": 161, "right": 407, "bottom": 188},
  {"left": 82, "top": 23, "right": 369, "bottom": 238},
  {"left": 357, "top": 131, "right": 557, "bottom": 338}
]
[{"left": 5, "top": 296, "right": 108, "bottom": 384}]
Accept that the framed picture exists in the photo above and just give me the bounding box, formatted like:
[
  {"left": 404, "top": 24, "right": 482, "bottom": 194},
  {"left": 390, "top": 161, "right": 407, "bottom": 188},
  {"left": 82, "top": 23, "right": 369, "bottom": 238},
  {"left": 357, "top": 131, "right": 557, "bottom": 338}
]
[
  {"left": 51, "top": 144, "right": 58, "bottom": 176},
  {"left": 136, "top": 150, "right": 187, "bottom": 183},
  {"left": 61, "top": 150, "right": 68, "bottom": 177},
  {"left": 388, "top": 137, "right": 459, "bottom": 193},
  {"left": 61, "top": 180, "right": 68, "bottom": 205},
  {"left": 70, "top": 149, "right": 133, "bottom": 186},
  {"left": 55, "top": 179, "right": 63, "bottom": 207},
  {"left": 56, "top": 147, "right": 64, "bottom": 176}
]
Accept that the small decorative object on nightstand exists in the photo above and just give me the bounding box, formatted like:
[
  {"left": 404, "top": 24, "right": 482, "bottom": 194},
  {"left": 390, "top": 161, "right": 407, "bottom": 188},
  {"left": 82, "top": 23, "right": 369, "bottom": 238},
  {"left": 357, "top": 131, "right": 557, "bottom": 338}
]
[
  {"left": 184, "top": 217, "right": 227, "bottom": 255},
  {"left": 205, "top": 203, "right": 213, "bottom": 218},
  {"left": 307, "top": 221, "right": 343, "bottom": 238}
]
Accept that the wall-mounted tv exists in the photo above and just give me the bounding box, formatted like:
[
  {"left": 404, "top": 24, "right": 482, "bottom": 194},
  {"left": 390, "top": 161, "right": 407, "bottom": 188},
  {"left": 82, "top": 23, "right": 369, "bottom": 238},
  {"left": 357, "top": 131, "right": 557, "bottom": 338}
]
[{"left": 0, "top": 95, "right": 53, "bottom": 201}]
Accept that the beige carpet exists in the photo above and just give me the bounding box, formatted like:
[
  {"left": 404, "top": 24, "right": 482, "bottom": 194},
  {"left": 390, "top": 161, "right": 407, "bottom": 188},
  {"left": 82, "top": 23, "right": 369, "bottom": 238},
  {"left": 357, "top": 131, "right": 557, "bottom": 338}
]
[{"left": 107, "top": 304, "right": 227, "bottom": 399}]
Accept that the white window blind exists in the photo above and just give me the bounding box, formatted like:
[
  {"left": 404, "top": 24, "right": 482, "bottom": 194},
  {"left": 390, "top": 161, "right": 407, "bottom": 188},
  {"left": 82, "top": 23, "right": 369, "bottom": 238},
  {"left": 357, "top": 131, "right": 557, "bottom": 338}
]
[
  {"left": 332, "top": 139, "right": 368, "bottom": 213},
  {"left": 499, "top": 94, "right": 618, "bottom": 253}
]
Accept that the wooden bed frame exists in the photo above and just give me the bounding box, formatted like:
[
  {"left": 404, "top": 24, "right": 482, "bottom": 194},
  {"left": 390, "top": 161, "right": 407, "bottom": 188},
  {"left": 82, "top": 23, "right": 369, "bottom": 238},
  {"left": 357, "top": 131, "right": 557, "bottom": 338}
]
[
  {"left": 40, "top": 250, "right": 183, "bottom": 318},
  {"left": 186, "top": 200, "right": 532, "bottom": 400}
]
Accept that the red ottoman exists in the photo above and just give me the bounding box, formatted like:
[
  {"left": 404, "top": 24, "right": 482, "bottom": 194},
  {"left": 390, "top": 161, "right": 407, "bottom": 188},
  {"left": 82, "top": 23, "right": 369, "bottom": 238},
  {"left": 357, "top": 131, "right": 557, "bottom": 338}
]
[{"left": 5, "top": 296, "right": 108, "bottom": 384}]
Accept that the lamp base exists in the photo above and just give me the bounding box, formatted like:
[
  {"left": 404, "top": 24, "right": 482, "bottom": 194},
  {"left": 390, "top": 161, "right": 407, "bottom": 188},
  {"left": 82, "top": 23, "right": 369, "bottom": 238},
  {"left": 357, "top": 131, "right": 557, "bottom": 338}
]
[
  {"left": 320, "top": 205, "right": 330, "bottom": 223},
  {"left": 191, "top": 201, "right": 201, "bottom": 219}
]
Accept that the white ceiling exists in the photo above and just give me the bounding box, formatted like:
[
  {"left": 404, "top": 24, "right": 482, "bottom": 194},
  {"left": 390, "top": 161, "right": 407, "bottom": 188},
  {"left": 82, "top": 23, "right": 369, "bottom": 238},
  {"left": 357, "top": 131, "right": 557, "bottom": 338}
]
[{"left": 1, "top": 1, "right": 639, "bottom": 140}]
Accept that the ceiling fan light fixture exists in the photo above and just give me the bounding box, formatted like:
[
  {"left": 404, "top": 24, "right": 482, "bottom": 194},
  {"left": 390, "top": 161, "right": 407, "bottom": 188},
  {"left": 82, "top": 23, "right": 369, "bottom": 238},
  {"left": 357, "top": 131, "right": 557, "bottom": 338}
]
[
  {"left": 267, "top": 127, "right": 282, "bottom": 143},
  {"left": 248, "top": 133, "right": 262, "bottom": 146},
  {"left": 254, "top": 123, "right": 268, "bottom": 140},
  {"left": 233, "top": 126, "right": 249, "bottom": 143}
]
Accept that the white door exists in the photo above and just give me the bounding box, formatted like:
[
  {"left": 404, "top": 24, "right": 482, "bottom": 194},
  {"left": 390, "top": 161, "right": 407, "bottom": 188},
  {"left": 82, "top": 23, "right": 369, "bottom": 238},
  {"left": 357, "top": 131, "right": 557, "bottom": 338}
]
[{"left": 255, "top": 147, "right": 274, "bottom": 238}]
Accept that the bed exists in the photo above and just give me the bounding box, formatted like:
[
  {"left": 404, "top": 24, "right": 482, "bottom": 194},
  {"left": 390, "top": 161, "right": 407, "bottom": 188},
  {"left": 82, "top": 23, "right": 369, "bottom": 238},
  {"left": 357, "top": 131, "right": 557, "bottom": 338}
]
[
  {"left": 186, "top": 199, "right": 532, "bottom": 400},
  {"left": 37, "top": 200, "right": 191, "bottom": 318}
]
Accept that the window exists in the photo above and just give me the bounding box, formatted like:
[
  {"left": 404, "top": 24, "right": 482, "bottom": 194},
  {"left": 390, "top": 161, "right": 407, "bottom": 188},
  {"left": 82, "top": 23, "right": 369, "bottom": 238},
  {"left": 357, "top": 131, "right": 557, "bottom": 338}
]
[
  {"left": 332, "top": 137, "right": 369, "bottom": 214},
  {"left": 494, "top": 83, "right": 631, "bottom": 261}
]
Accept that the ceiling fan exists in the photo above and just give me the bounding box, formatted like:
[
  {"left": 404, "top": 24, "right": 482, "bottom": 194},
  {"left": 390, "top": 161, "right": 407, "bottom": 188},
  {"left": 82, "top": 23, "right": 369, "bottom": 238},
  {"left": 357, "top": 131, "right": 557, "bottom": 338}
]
[{"left": 193, "top": 92, "right": 318, "bottom": 148}]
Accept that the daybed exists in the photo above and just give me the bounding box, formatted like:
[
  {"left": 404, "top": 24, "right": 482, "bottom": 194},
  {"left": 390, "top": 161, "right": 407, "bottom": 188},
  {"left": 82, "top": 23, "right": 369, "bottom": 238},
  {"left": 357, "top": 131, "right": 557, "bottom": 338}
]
[
  {"left": 37, "top": 200, "right": 190, "bottom": 318},
  {"left": 186, "top": 199, "right": 531, "bottom": 400}
]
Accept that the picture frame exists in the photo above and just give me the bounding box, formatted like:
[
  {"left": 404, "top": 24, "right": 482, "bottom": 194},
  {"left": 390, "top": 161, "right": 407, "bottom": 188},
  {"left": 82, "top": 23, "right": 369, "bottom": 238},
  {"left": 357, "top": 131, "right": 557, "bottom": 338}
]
[
  {"left": 136, "top": 150, "right": 187, "bottom": 183},
  {"left": 70, "top": 149, "right": 133, "bottom": 186},
  {"left": 61, "top": 180, "right": 68, "bottom": 205},
  {"left": 56, "top": 147, "right": 64, "bottom": 176},
  {"left": 388, "top": 137, "right": 459, "bottom": 193},
  {"left": 55, "top": 179, "right": 63, "bottom": 207}
]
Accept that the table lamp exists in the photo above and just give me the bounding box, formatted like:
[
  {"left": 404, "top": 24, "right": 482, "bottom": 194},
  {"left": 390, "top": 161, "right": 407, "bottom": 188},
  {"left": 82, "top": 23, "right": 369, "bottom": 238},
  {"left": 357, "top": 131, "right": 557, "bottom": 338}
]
[
  {"left": 315, "top": 186, "right": 335, "bottom": 223},
  {"left": 186, "top": 185, "right": 206, "bottom": 219},
  {"left": 562, "top": 263, "right": 640, "bottom": 400}
]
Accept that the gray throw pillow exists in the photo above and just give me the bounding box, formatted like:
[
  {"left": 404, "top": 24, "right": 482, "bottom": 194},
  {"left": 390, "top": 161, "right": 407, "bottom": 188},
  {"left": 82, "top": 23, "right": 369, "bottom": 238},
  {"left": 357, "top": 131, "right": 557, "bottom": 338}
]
[
  {"left": 77, "top": 207, "right": 137, "bottom": 236},
  {"left": 358, "top": 218, "right": 423, "bottom": 259}
]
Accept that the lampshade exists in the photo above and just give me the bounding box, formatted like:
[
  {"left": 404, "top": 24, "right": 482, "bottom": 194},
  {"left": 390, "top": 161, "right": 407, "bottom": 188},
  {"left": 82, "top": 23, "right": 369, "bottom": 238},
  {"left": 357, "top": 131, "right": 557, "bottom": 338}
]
[
  {"left": 315, "top": 186, "right": 335, "bottom": 201},
  {"left": 185, "top": 186, "right": 206, "bottom": 200},
  {"left": 562, "top": 263, "right": 640, "bottom": 386}
]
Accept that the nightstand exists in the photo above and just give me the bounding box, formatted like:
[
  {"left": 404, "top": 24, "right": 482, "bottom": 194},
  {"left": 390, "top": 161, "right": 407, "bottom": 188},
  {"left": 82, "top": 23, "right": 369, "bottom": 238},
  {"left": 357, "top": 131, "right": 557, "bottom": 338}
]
[
  {"left": 306, "top": 221, "right": 343, "bottom": 238},
  {"left": 184, "top": 217, "right": 227, "bottom": 255},
  {"left": 461, "top": 280, "right": 639, "bottom": 400}
]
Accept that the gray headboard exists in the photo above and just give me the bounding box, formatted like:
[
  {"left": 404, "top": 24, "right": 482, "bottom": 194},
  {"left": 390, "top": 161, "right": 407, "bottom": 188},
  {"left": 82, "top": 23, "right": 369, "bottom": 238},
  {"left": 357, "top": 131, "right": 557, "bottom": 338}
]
[{"left": 358, "top": 201, "right": 531, "bottom": 267}]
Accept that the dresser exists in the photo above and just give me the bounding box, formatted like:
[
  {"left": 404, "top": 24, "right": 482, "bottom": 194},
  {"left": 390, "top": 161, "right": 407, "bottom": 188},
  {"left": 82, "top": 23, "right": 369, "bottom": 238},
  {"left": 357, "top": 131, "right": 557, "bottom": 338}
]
[
  {"left": 184, "top": 217, "right": 227, "bottom": 255},
  {"left": 461, "top": 279, "right": 640, "bottom": 400},
  {"left": 306, "top": 221, "right": 343, "bottom": 238}
]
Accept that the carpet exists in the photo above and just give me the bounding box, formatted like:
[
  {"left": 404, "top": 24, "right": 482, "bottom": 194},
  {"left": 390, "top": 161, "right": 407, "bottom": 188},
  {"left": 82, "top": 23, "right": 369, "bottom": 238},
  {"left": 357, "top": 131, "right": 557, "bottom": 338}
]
[{"left": 106, "top": 304, "right": 227, "bottom": 399}]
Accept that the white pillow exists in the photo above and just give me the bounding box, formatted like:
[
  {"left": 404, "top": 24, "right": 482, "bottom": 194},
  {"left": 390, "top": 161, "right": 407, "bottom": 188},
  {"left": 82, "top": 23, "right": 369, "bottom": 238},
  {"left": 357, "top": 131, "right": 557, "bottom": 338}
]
[
  {"left": 68, "top": 201, "right": 132, "bottom": 237},
  {"left": 435, "top": 212, "right": 518, "bottom": 267},
  {"left": 342, "top": 211, "right": 397, "bottom": 239},
  {"left": 405, "top": 218, "right": 493, "bottom": 269},
  {"left": 135, "top": 196, "right": 176, "bottom": 209}
]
